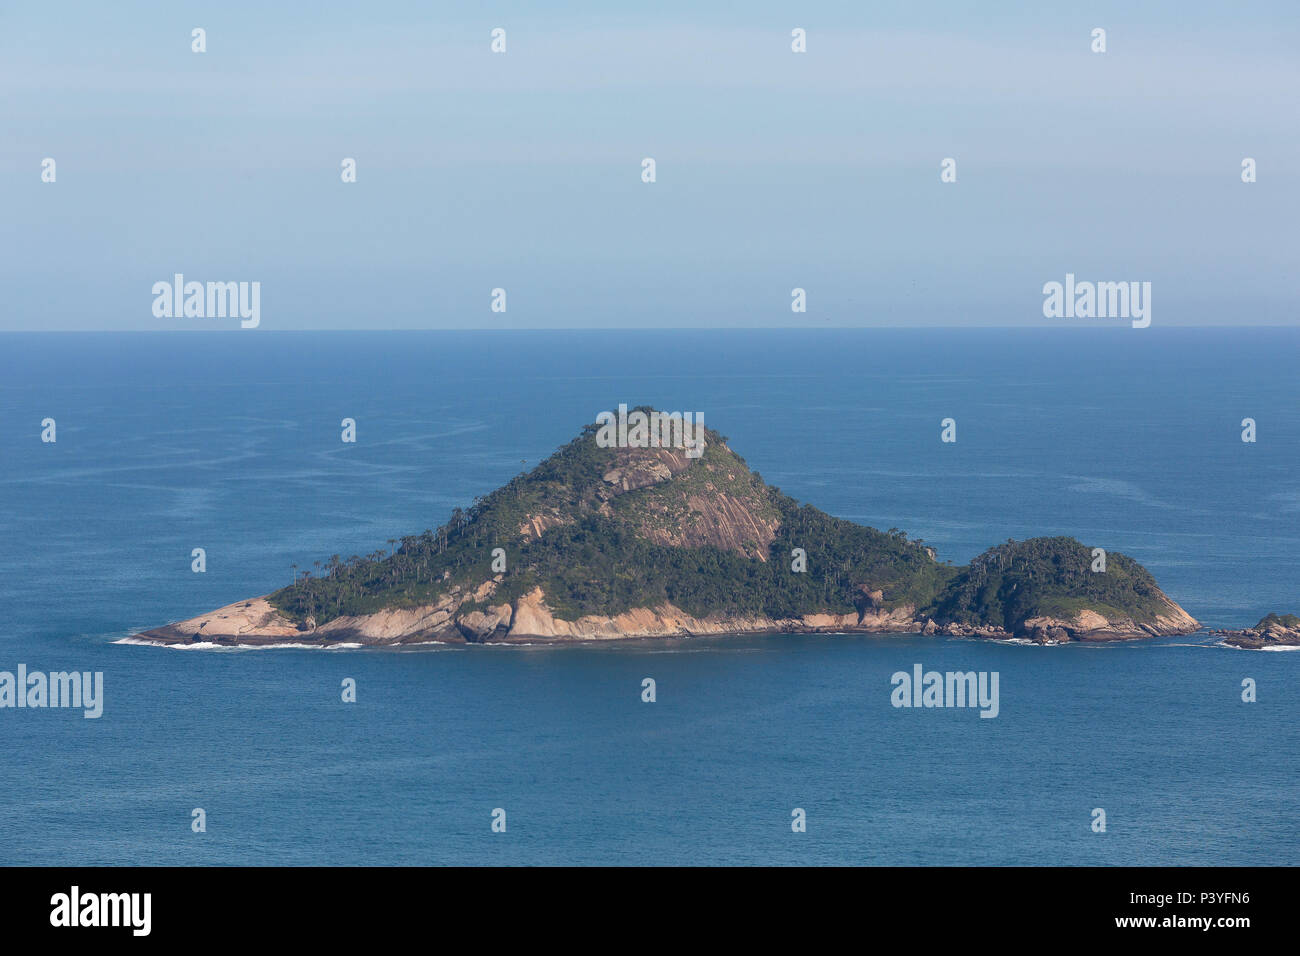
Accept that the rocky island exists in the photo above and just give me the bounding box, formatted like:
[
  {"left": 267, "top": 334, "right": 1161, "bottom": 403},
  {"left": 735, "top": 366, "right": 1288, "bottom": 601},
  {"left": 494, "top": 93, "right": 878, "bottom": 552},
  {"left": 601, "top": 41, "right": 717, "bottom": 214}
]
[
  {"left": 130, "top": 412, "right": 1200, "bottom": 648},
  {"left": 1214, "top": 614, "right": 1300, "bottom": 650}
]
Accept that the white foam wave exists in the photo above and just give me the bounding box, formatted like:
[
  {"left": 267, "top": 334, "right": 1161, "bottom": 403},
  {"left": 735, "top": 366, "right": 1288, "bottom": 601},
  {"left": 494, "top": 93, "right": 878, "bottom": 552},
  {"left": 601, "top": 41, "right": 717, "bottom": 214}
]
[
  {"left": 113, "top": 637, "right": 365, "bottom": 651},
  {"left": 1213, "top": 640, "right": 1300, "bottom": 652}
]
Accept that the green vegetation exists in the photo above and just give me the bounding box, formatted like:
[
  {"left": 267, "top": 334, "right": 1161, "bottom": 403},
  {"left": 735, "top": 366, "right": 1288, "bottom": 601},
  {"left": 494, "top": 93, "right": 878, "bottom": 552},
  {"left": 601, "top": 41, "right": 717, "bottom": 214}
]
[
  {"left": 924, "top": 537, "right": 1169, "bottom": 631},
  {"left": 269, "top": 421, "right": 619, "bottom": 624},
  {"left": 492, "top": 499, "right": 958, "bottom": 622},
  {"left": 268, "top": 415, "right": 1170, "bottom": 633}
]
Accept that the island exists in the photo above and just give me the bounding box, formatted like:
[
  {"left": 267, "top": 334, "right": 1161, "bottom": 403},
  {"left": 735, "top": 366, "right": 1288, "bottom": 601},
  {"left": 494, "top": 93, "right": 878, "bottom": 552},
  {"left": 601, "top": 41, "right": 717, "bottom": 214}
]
[
  {"left": 1214, "top": 614, "right": 1300, "bottom": 650},
  {"left": 129, "top": 411, "right": 1201, "bottom": 648}
]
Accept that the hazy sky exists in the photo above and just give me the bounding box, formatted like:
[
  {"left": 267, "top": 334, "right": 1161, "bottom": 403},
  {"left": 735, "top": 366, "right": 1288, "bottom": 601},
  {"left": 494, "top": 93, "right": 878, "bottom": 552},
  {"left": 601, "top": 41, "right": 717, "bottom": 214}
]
[{"left": 2, "top": 1, "right": 1297, "bottom": 330}]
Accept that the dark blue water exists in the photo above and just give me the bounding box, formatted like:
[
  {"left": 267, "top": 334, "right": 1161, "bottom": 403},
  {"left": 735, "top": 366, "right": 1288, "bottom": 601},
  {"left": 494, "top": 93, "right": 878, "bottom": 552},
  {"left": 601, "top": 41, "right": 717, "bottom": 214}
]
[{"left": 0, "top": 329, "right": 1295, "bottom": 864}]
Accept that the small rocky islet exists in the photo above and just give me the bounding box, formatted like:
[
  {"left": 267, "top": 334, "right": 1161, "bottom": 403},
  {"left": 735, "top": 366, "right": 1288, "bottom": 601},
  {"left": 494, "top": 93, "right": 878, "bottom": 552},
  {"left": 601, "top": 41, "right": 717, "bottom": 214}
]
[{"left": 1213, "top": 614, "right": 1300, "bottom": 650}]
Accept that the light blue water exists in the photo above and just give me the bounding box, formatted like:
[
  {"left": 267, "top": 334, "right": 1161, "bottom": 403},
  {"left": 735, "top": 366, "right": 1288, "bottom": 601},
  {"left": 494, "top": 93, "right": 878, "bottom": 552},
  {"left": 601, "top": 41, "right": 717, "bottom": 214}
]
[{"left": 0, "top": 329, "right": 1295, "bottom": 865}]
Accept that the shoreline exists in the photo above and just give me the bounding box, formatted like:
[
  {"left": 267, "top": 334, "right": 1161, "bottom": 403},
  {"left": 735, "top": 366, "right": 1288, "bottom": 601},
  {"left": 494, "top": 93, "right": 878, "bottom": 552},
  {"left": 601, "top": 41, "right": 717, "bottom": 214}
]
[
  {"left": 1210, "top": 628, "right": 1300, "bottom": 650},
  {"left": 117, "top": 632, "right": 1220, "bottom": 651},
  {"left": 122, "top": 588, "right": 1204, "bottom": 650}
]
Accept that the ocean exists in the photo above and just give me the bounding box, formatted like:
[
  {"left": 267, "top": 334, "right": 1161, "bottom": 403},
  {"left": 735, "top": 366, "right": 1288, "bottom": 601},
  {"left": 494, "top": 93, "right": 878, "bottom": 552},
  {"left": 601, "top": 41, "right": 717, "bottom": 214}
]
[{"left": 0, "top": 328, "right": 1295, "bottom": 865}]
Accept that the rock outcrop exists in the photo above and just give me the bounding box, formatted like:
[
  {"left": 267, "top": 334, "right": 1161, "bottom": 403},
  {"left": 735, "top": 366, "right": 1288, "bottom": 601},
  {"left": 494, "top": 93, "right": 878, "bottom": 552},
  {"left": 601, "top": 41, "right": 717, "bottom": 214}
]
[
  {"left": 1013, "top": 594, "right": 1201, "bottom": 644},
  {"left": 1214, "top": 614, "right": 1300, "bottom": 650},
  {"left": 132, "top": 585, "right": 906, "bottom": 646},
  {"left": 128, "top": 583, "right": 1196, "bottom": 648}
]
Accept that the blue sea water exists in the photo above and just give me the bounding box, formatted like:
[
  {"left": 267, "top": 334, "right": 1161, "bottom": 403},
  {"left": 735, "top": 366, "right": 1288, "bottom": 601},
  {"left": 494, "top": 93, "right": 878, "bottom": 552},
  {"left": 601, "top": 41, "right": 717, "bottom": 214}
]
[{"left": 0, "top": 328, "right": 1295, "bottom": 865}]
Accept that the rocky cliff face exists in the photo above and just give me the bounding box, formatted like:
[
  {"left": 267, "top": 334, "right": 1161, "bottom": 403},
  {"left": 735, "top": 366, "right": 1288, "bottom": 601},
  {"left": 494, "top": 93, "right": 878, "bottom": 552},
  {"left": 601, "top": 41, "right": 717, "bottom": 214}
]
[
  {"left": 132, "top": 585, "right": 910, "bottom": 646},
  {"left": 1009, "top": 594, "right": 1200, "bottom": 644},
  {"left": 601, "top": 444, "right": 780, "bottom": 559},
  {"left": 130, "top": 582, "right": 1196, "bottom": 648}
]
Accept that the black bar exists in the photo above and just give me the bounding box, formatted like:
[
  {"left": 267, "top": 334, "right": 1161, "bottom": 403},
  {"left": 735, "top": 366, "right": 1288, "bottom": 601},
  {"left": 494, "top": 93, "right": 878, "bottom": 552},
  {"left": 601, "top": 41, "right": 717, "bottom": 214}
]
[{"left": 0, "top": 866, "right": 1281, "bottom": 943}]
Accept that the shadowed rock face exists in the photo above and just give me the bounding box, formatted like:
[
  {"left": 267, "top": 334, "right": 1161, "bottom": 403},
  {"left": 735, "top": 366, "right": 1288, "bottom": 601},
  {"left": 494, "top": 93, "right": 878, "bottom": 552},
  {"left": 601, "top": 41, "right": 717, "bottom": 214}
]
[{"left": 128, "top": 415, "right": 1203, "bottom": 648}]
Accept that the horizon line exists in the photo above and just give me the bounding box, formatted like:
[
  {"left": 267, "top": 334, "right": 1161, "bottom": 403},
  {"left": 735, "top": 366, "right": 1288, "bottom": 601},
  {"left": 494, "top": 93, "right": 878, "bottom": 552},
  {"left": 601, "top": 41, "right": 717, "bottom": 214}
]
[{"left": 0, "top": 324, "right": 1294, "bottom": 334}]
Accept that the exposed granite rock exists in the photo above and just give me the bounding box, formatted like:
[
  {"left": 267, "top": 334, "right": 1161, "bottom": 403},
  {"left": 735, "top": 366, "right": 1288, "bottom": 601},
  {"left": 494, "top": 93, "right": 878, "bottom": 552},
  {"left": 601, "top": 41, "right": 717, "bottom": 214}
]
[
  {"left": 1214, "top": 615, "right": 1300, "bottom": 650},
  {"left": 1011, "top": 595, "right": 1200, "bottom": 643},
  {"left": 130, "top": 585, "right": 911, "bottom": 647},
  {"left": 129, "top": 582, "right": 1200, "bottom": 648}
]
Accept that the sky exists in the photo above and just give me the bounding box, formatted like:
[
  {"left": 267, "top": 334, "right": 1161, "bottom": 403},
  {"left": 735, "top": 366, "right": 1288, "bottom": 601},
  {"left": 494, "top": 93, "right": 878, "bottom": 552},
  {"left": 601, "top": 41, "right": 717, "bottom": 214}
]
[{"left": 1, "top": 1, "right": 1297, "bottom": 330}]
